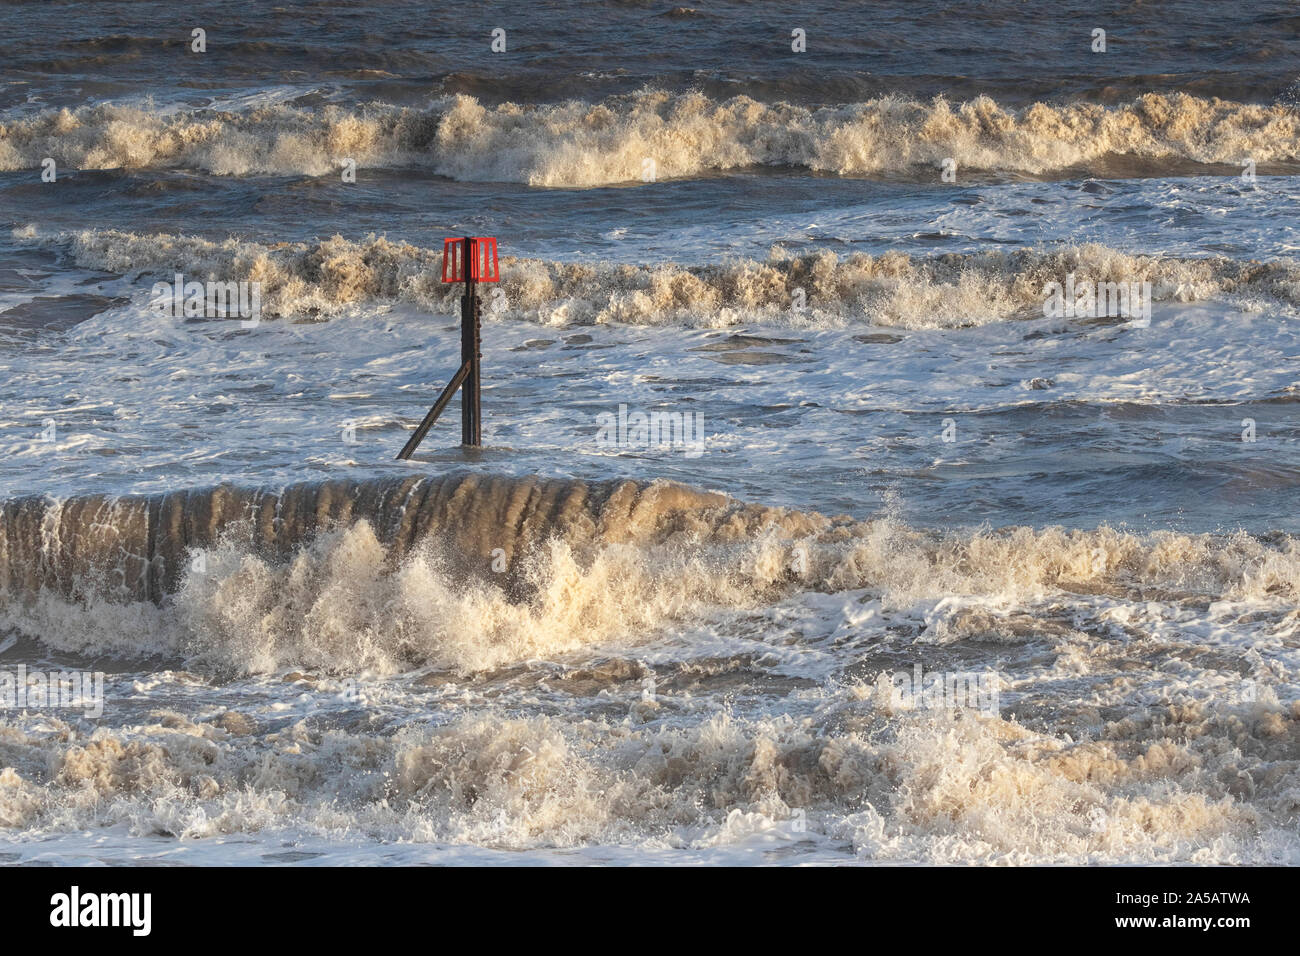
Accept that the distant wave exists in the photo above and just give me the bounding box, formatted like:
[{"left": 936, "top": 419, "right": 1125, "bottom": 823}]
[
  {"left": 1, "top": 90, "right": 1297, "bottom": 184},
  {"left": 19, "top": 227, "right": 1300, "bottom": 328}
]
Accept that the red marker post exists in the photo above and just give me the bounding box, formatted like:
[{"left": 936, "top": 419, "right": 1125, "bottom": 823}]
[{"left": 396, "top": 236, "right": 499, "bottom": 458}]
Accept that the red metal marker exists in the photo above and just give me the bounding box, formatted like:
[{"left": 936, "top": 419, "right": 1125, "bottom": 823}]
[{"left": 397, "top": 237, "right": 499, "bottom": 458}]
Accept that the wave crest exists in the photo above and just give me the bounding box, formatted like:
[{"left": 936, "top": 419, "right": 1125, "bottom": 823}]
[
  {"left": 24, "top": 227, "right": 1300, "bottom": 328},
  {"left": 2, "top": 90, "right": 1297, "bottom": 184},
  {"left": 3, "top": 474, "right": 1300, "bottom": 675}
]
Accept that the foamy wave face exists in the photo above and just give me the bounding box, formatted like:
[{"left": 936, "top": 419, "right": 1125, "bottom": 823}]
[
  {"left": 4, "top": 475, "right": 1300, "bottom": 677},
  {"left": 171, "top": 520, "right": 814, "bottom": 675},
  {"left": 22, "top": 227, "right": 1300, "bottom": 327},
  {"left": 172, "top": 517, "right": 1300, "bottom": 675},
  {"left": 0, "top": 474, "right": 820, "bottom": 673},
  {"left": 2, "top": 91, "right": 1297, "bottom": 184}
]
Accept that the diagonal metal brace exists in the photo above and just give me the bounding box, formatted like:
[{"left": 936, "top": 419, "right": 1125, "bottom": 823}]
[{"left": 395, "top": 360, "right": 472, "bottom": 460}]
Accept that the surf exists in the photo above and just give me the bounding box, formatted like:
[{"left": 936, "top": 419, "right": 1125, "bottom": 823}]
[{"left": 3, "top": 90, "right": 1297, "bottom": 184}]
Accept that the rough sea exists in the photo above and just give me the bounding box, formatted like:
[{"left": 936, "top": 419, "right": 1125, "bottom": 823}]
[{"left": 1, "top": 0, "right": 1299, "bottom": 864}]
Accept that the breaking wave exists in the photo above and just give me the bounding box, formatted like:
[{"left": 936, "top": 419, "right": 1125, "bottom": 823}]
[
  {"left": 2, "top": 90, "right": 1297, "bottom": 185},
  {"left": 3, "top": 473, "right": 1299, "bottom": 675},
  {"left": 19, "top": 227, "right": 1300, "bottom": 327}
]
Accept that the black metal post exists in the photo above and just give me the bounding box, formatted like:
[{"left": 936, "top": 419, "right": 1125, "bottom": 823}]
[
  {"left": 395, "top": 236, "right": 484, "bottom": 459},
  {"left": 460, "top": 236, "right": 481, "bottom": 447}
]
